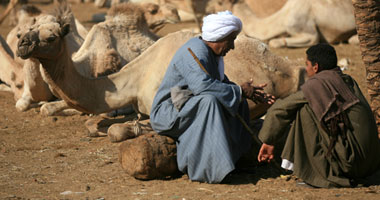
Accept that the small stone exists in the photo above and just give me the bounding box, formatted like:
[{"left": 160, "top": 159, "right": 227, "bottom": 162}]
[
  {"left": 54, "top": 153, "right": 66, "bottom": 158},
  {"left": 60, "top": 191, "right": 73, "bottom": 195},
  {"left": 80, "top": 138, "right": 92, "bottom": 142}
]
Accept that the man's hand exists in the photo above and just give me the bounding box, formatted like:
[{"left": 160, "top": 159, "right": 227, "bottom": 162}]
[
  {"left": 240, "top": 80, "right": 276, "bottom": 104},
  {"left": 240, "top": 80, "right": 255, "bottom": 99},
  {"left": 258, "top": 143, "right": 275, "bottom": 163}
]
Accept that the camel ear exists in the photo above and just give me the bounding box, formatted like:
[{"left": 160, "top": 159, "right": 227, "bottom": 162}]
[{"left": 60, "top": 23, "right": 70, "bottom": 37}]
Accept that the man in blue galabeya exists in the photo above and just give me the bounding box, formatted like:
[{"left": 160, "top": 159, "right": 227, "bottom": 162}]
[{"left": 150, "top": 11, "right": 275, "bottom": 183}]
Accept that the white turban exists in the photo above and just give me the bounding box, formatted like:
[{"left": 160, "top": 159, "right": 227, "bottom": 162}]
[{"left": 201, "top": 11, "right": 242, "bottom": 42}]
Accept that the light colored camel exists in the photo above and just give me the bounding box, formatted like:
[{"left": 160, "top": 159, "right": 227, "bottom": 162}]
[
  {"left": 73, "top": 2, "right": 180, "bottom": 78},
  {"left": 95, "top": 0, "right": 230, "bottom": 24},
  {"left": 4, "top": 1, "right": 179, "bottom": 115},
  {"left": 3, "top": 5, "right": 55, "bottom": 110},
  {"left": 5, "top": 3, "right": 85, "bottom": 113},
  {"left": 94, "top": 0, "right": 155, "bottom": 8},
  {"left": 243, "top": 0, "right": 287, "bottom": 18},
  {"left": 0, "top": 35, "right": 24, "bottom": 99},
  {"left": 6, "top": 4, "right": 43, "bottom": 67},
  {"left": 232, "top": 0, "right": 357, "bottom": 48},
  {"left": 92, "top": 0, "right": 180, "bottom": 32},
  {"left": 156, "top": 0, "right": 231, "bottom": 23},
  {"left": 16, "top": 11, "right": 306, "bottom": 139},
  {"left": 42, "top": 2, "right": 180, "bottom": 116}
]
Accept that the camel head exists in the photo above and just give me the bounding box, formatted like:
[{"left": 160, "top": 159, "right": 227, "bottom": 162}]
[
  {"left": 106, "top": 2, "right": 180, "bottom": 33},
  {"left": 206, "top": 0, "right": 236, "bottom": 14},
  {"left": 142, "top": 3, "right": 180, "bottom": 32},
  {"left": 16, "top": 13, "right": 70, "bottom": 61},
  {"left": 16, "top": 0, "right": 72, "bottom": 61}
]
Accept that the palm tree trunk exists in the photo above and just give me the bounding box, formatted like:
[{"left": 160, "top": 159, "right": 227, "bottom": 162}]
[{"left": 352, "top": 0, "right": 380, "bottom": 137}]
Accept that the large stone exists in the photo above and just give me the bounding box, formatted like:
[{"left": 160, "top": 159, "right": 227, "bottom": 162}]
[{"left": 118, "top": 133, "right": 179, "bottom": 180}]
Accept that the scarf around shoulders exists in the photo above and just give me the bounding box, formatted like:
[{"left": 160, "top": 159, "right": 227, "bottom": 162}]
[{"left": 301, "top": 67, "right": 360, "bottom": 123}]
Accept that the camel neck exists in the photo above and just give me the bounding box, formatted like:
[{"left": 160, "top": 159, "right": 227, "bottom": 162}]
[{"left": 39, "top": 40, "right": 139, "bottom": 114}]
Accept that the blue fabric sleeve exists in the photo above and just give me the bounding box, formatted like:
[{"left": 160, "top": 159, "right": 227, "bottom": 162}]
[{"left": 174, "top": 42, "right": 242, "bottom": 116}]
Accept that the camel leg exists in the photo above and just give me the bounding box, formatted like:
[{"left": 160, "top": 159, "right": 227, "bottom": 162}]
[
  {"left": 0, "top": 0, "right": 18, "bottom": 25},
  {"left": 348, "top": 34, "right": 359, "bottom": 45},
  {"left": 108, "top": 118, "right": 153, "bottom": 143},
  {"left": 268, "top": 33, "right": 319, "bottom": 48},
  {"left": 85, "top": 114, "right": 138, "bottom": 137},
  {"left": 0, "top": 83, "right": 12, "bottom": 92},
  {"left": 39, "top": 100, "right": 82, "bottom": 116},
  {"left": 15, "top": 88, "right": 33, "bottom": 111},
  {"left": 16, "top": 60, "right": 53, "bottom": 111}
]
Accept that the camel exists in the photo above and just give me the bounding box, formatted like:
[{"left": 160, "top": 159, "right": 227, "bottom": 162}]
[
  {"left": 4, "top": 1, "right": 179, "bottom": 115},
  {"left": 4, "top": 3, "right": 86, "bottom": 113},
  {"left": 0, "top": 35, "right": 24, "bottom": 99},
  {"left": 93, "top": 0, "right": 229, "bottom": 24},
  {"left": 143, "top": 0, "right": 286, "bottom": 23},
  {"left": 73, "top": 2, "right": 180, "bottom": 78},
  {"left": 92, "top": 0, "right": 180, "bottom": 32},
  {"left": 232, "top": 0, "right": 358, "bottom": 48},
  {"left": 16, "top": 9, "right": 306, "bottom": 140},
  {"left": 6, "top": 4, "right": 43, "bottom": 66},
  {"left": 94, "top": 0, "right": 155, "bottom": 8},
  {"left": 41, "top": 2, "right": 179, "bottom": 116},
  {"left": 243, "top": 0, "right": 287, "bottom": 18}
]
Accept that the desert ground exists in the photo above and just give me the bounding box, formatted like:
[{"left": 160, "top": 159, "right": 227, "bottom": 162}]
[{"left": 0, "top": 1, "right": 379, "bottom": 199}]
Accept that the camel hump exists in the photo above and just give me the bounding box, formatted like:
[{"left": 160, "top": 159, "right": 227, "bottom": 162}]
[
  {"left": 245, "top": 0, "right": 288, "bottom": 18},
  {"left": 107, "top": 2, "right": 143, "bottom": 17}
]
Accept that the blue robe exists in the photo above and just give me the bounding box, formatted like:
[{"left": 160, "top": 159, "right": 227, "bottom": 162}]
[{"left": 150, "top": 37, "right": 252, "bottom": 183}]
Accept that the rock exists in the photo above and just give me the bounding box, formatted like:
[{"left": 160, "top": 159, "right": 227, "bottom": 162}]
[{"left": 119, "top": 133, "right": 179, "bottom": 180}]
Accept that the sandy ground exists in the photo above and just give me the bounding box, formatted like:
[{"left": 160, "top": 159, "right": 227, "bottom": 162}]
[{"left": 0, "top": 1, "right": 379, "bottom": 199}]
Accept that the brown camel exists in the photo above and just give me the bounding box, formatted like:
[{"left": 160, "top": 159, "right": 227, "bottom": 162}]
[
  {"left": 72, "top": 2, "right": 180, "bottom": 78},
  {"left": 4, "top": 1, "right": 179, "bottom": 115},
  {"left": 16, "top": 8, "right": 306, "bottom": 141},
  {"left": 5, "top": 3, "right": 85, "bottom": 113},
  {"left": 352, "top": 0, "right": 380, "bottom": 136},
  {"left": 42, "top": 1, "right": 179, "bottom": 116},
  {"left": 0, "top": 35, "right": 23, "bottom": 99}
]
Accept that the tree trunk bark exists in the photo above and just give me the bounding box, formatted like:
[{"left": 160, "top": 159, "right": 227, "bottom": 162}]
[{"left": 352, "top": 0, "right": 380, "bottom": 137}]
